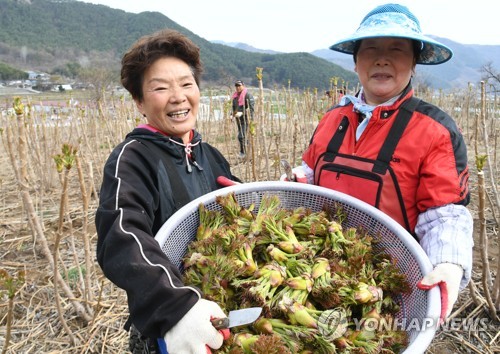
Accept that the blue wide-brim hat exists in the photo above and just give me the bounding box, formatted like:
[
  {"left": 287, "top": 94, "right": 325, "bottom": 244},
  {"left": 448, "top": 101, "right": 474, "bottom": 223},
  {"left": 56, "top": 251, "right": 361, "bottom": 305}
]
[{"left": 329, "top": 3, "right": 453, "bottom": 65}]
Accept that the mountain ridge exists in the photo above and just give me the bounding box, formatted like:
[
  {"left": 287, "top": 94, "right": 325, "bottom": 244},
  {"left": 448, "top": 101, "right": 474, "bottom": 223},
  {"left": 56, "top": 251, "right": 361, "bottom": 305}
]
[
  {"left": 2, "top": 0, "right": 497, "bottom": 90},
  {"left": 0, "top": 0, "right": 357, "bottom": 90}
]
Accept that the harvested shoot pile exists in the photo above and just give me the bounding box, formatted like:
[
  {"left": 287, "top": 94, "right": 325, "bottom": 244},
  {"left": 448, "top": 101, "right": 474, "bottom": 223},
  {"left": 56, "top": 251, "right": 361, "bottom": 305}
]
[{"left": 183, "top": 192, "right": 412, "bottom": 353}]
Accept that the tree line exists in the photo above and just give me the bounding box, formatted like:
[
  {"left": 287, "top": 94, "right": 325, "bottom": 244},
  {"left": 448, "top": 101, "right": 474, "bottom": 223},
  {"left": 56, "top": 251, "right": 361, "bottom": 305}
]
[{"left": 0, "top": 0, "right": 358, "bottom": 90}]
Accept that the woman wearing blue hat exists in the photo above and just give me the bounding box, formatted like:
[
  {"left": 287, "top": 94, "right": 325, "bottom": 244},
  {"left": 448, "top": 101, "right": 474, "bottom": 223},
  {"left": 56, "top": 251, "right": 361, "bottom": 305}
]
[{"left": 296, "top": 3, "right": 472, "bottom": 322}]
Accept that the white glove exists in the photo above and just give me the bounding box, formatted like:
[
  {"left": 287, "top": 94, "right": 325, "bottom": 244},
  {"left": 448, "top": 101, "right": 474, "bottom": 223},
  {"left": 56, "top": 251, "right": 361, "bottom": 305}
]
[
  {"left": 279, "top": 166, "right": 308, "bottom": 183},
  {"left": 417, "top": 263, "right": 463, "bottom": 321},
  {"left": 234, "top": 112, "right": 243, "bottom": 118},
  {"left": 164, "top": 299, "right": 227, "bottom": 354}
]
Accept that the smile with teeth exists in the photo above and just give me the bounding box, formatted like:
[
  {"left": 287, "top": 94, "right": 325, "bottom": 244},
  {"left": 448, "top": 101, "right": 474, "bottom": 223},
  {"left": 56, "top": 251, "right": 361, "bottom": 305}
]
[
  {"left": 168, "top": 110, "right": 189, "bottom": 118},
  {"left": 373, "top": 73, "right": 391, "bottom": 79}
]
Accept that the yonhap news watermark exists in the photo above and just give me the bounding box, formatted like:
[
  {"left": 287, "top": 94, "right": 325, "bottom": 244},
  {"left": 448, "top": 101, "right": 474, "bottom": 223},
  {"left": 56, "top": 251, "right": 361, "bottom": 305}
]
[
  {"left": 317, "top": 310, "right": 493, "bottom": 340},
  {"left": 351, "top": 316, "right": 491, "bottom": 332}
]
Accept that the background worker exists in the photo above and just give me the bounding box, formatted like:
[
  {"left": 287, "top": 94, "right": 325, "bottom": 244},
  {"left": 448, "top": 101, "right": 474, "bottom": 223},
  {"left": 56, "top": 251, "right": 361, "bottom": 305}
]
[{"left": 231, "top": 80, "right": 255, "bottom": 158}]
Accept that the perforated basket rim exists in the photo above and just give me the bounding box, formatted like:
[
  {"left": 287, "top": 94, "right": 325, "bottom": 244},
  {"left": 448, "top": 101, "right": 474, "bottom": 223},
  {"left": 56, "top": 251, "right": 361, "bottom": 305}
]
[{"left": 155, "top": 181, "right": 440, "bottom": 353}]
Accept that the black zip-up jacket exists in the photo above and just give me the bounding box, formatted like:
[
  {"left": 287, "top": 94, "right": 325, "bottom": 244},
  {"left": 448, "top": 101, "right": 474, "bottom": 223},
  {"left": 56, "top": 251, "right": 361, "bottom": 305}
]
[{"left": 95, "top": 128, "right": 238, "bottom": 339}]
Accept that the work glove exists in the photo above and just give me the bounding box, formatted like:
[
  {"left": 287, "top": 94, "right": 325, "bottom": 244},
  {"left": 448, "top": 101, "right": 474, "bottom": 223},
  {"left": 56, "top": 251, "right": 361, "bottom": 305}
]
[
  {"left": 216, "top": 176, "right": 241, "bottom": 187},
  {"left": 279, "top": 166, "right": 308, "bottom": 183},
  {"left": 417, "top": 263, "right": 463, "bottom": 322},
  {"left": 234, "top": 112, "right": 243, "bottom": 118},
  {"left": 163, "top": 299, "right": 230, "bottom": 354}
]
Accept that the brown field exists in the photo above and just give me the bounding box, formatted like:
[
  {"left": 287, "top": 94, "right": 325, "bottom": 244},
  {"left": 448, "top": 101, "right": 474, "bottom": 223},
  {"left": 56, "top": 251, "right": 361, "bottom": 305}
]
[{"left": 0, "top": 83, "right": 498, "bottom": 353}]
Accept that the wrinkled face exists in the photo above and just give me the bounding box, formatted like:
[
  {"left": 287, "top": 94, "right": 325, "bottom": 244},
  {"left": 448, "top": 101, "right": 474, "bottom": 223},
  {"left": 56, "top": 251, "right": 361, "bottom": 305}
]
[
  {"left": 135, "top": 56, "right": 199, "bottom": 143},
  {"left": 355, "top": 37, "right": 416, "bottom": 105}
]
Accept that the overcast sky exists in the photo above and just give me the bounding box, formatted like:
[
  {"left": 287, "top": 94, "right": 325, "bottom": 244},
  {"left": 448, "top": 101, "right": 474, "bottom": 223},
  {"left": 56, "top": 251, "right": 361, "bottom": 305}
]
[{"left": 81, "top": 0, "right": 500, "bottom": 53}]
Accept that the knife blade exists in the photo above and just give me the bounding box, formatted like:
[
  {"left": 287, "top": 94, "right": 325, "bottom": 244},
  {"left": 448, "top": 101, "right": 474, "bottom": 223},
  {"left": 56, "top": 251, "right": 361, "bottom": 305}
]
[
  {"left": 280, "top": 159, "right": 296, "bottom": 182},
  {"left": 211, "top": 307, "right": 262, "bottom": 329}
]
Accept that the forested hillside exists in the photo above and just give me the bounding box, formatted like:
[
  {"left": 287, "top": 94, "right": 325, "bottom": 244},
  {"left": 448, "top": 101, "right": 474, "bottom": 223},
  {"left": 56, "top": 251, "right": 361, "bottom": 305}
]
[{"left": 0, "top": 0, "right": 358, "bottom": 89}]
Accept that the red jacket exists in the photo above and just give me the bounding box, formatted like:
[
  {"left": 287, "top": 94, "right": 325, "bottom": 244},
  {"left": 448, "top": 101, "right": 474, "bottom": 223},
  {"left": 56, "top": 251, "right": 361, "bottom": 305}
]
[{"left": 303, "top": 89, "right": 469, "bottom": 232}]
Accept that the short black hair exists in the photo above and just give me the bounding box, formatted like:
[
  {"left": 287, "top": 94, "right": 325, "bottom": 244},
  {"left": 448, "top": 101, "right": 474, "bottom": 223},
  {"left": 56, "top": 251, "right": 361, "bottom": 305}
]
[{"left": 121, "top": 29, "right": 203, "bottom": 101}]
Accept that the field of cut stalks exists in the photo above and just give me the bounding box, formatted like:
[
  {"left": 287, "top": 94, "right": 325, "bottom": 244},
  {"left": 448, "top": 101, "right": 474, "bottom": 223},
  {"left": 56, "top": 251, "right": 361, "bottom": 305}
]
[{"left": 0, "top": 78, "right": 499, "bottom": 353}]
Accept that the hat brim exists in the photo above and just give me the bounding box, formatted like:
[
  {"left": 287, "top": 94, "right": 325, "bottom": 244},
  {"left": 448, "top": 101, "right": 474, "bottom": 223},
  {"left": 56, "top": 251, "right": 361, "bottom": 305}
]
[{"left": 329, "top": 12, "right": 452, "bottom": 65}]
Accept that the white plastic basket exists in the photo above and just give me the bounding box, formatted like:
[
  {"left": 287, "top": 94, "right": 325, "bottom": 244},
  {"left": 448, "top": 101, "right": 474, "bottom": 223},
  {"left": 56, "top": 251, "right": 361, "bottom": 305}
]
[{"left": 155, "top": 181, "right": 440, "bottom": 353}]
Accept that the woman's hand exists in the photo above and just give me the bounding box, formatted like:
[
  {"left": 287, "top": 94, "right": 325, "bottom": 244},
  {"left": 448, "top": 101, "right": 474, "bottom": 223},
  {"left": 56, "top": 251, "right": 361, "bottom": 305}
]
[
  {"left": 417, "top": 263, "right": 463, "bottom": 322},
  {"left": 163, "top": 299, "right": 229, "bottom": 353}
]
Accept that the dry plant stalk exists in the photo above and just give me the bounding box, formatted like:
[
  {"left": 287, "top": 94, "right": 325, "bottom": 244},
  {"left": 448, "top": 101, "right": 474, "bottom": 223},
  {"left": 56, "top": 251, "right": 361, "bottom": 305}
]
[
  {"left": 476, "top": 81, "right": 500, "bottom": 319},
  {"left": 0, "top": 269, "right": 25, "bottom": 354},
  {"left": 12, "top": 96, "right": 53, "bottom": 242},
  {"left": 1, "top": 118, "right": 21, "bottom": 186},
  {"left": 251, "top": 67, "right": 265, "bottom": 181},
  {"left": 75, "top": 154, "right": 96, "bottom": 309},
  {"left": 476, "top": 161, "right": 498, "bottom": 321},
  {"left": 477, "top": 84, "right": 500, "bottom": 310},
  {"left": 9, "top": 98, "right": 92, "bottom": 324},
  {"left": 478, "top": 81, "right": 500, "bottom": 314},
  {"left": 53, "top": 145, "right": 78, "bottom": 344}
]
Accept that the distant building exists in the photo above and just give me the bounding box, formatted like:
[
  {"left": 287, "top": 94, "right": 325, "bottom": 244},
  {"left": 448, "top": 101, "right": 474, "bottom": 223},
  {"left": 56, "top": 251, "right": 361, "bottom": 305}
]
[
  {"left": 52, "top": 84, "right": 73, "bottom": 92},
  {"left": 26, "top": 71, "right": 38, "bottom": 80},
  {"left": 25, "top": 71, "right": 50, "bottom": 81}
]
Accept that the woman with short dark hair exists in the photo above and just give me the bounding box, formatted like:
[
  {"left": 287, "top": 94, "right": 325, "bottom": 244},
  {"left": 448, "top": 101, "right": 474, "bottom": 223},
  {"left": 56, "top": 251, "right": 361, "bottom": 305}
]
[{"left": 96, "top": 29, "right": 239, "bottom": 353}]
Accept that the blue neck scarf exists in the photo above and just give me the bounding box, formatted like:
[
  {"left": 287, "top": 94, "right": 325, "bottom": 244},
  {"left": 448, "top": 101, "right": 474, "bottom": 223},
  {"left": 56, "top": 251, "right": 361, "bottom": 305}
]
[{"left": 339, "top": 90, "right": 399, "bottom": 140}]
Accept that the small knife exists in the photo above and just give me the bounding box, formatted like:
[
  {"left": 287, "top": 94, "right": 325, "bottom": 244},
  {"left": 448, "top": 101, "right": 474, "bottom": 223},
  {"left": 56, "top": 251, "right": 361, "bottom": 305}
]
[
  {"left": 211, "top": 307, "right": 262, "bottom": 329},
  {"left": 280, "top": 159, "right": 296, "bottom": 182},
  {"left": 157, "top": 307, "right": 263, "bottom": 354}
]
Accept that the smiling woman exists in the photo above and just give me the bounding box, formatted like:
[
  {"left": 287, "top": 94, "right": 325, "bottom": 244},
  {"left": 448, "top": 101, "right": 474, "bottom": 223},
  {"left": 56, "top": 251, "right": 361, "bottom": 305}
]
[
  {"left": 301, "top": 3, "right": 473, "bottom": 330},
  {"left": 94, "top": 29, "right": 241, "bottom": 353},
  {"left": 135, "top": 57, "right": 199, "bottom": 144}
]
